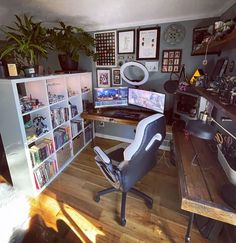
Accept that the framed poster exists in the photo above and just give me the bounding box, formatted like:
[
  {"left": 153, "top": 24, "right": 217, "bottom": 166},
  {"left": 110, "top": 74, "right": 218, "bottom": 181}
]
[
  {"left": 94, "top": 31, "right": 117, "bottom": 67},
  {"left": 97, "top": 69, "right": 111, "bottom": 87},
  {"left": 112, "top": 68, "right": 122, "bottom": 86},
  {"left": 161, "top": 49, "right": 182, "bottom": 73},
  {"left": 191, "top": 26, "right": 219, "bottom": 55},
  {"left": 117, "top": 29, "right": 135, "bottom": 54},
  {"left": 137, "top": 27, "right": 160, "bottom": 60}
]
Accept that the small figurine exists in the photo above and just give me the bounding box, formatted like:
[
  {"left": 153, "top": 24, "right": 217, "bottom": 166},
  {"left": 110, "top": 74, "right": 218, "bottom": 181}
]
[{"left": 33, "top": 115, "right": 48, "bottom": 136}]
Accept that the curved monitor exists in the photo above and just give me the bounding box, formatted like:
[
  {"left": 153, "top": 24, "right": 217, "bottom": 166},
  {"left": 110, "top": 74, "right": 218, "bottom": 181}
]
[
  {"left": 128, "top": 88, "right": 165, "bottom": 113},
  {"left": 94, "top": 87, "right": 128, "bottom": 108}
]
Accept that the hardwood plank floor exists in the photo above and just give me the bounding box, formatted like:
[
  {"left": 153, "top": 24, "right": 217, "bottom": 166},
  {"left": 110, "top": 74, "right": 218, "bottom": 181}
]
[{"left": 23, "top": 137, "right": 223, "bottom": 243}]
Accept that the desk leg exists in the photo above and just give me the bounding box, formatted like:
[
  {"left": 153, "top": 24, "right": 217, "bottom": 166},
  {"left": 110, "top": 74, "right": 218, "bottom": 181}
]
[{"left": 185, "top": 213, "right": 194, "bottom": 243}]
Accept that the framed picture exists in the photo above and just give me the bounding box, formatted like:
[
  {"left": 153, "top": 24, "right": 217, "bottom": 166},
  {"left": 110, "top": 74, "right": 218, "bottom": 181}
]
[
  {"left": 97, "top": 69, "right": 111, "bottom": 87},
  {"left": 161, "top": 49, "right": 182, "bottom": 73},
  {"left": 137, "top": 27, "right": 160, "bottom": 60},
  {"left": 112, "top": 68, "right": 122, "bottom": 86},
  {"left": 117, "top": 30, "right": 135, "bottom": 54},
  {"left": 191, "top": 26, "right": 219, "bottom": 55},
  {"left": 94, "top": 31, "right": 117, "bottom": 67}
]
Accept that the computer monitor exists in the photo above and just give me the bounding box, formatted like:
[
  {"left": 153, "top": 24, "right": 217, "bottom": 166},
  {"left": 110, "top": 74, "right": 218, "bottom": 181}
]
[
  {"left": 128, "top": 88, "right": 165, "bottom": 113},
  {"left": 94, "top": 87, "right": 128, "bottom": 108}
]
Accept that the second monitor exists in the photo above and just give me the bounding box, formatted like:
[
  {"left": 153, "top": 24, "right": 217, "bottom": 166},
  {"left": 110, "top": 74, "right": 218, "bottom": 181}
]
[{"left": 94, "top": 87, "right": 165, "bottom": 113}]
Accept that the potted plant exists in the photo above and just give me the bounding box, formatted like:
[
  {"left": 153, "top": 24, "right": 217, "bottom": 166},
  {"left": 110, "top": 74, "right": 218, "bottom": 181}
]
[
  {"left": 0, "top": 14, "right": 50, "bottom": 77},
  {"left": 48, "top": 21, "right": 97, "bottom": 71}
]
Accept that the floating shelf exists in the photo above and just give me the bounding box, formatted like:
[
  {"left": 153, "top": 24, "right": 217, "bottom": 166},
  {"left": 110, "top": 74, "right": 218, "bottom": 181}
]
[{"left": 192, "top": 30, "right": 236, "bottom": 55}]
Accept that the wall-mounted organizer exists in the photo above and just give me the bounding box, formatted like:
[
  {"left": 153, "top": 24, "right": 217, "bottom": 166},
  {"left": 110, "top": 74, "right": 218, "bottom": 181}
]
[{"left": 0, "top": 72, "right": 93, "bottom": 196}]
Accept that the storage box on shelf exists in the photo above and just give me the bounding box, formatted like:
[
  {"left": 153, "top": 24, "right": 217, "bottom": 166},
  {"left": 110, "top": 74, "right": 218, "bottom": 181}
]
[{"left": 0, "top": 72, "right": 93, "bottom": 196}]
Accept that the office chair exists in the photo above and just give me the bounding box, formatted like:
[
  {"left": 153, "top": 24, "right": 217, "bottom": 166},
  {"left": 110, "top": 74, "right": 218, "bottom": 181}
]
[{"left": 94, "top": 113, "right": 166, "bottom": 226}]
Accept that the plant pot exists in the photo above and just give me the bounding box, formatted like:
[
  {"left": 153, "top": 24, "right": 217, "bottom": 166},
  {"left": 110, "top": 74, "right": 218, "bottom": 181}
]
[
  {"left": 58, "top": 54, "right": 78, "bottom": 71},
  {"left": 23, "top": 66, "right": 36, "bottom": 77}
]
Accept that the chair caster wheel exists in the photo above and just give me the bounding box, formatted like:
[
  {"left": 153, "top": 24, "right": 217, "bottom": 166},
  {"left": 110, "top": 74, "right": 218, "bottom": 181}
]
[
  {"left": 146, "top": 200, "right": 153, "bottom": 209},
  {"left": 120, "top": 218, "right": 126, "bottom": 226},
  {"left": 95, "top": 195, "right": 100, "bottom": 202}
]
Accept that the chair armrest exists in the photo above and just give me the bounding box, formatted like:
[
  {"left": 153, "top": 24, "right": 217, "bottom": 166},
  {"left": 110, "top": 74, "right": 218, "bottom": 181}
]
[{"left": 94, "top": 146, "right": 111, "bottom": 164}]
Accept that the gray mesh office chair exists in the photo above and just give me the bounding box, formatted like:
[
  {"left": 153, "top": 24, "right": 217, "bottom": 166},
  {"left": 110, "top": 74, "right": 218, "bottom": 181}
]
[{"left": 94, "top": 113, "right": 166, "bottom": 226}]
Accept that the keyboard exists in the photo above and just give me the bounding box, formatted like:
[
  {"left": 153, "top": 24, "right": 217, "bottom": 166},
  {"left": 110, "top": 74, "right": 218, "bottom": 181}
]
[{"left": 113, "top": 111, "right": 140, "bottom": 119}]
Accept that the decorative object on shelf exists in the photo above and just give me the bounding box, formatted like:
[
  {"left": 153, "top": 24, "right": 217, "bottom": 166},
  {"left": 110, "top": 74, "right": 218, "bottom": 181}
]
[
  {"left": 7, "top": 63, "right": 18, "bottom": 77},
  {"left": 20, "top": 96, "right": 43, "bottom": 114},
  {"left": 48, "top": 21, "right": 97, "bottom": 71},
  {"left": 190, "top": 69, "right": 205, "bottom": 85},
  {"left": 97, "top": 69, "right": 111, "bottom": 87},
  {"left": 112, "top": 68, "right": 122, "bottom": 86},
  {"left": 33, "top": 115, "right": 48, "bottom": 137},
  {"left": 94, "top": 31, "right": 117, "bottom": 67},
  {"left": 161, "top": 49, "right": 182, "bottom": 73},
  {"left": 228, "top": 60, "right": 235, "bottom": 73},
  {"left": 120, "top": 61, "right": 149, "bottom": 86},
  {"left": 213, "top": 20, "right": 235, "bottom": 40},
  {"left": 117, "top": 29, "right": 135, "bottom": 54},
  {"left": 137, "top": 27, "right": 160, "bottom": 60},
  {"left": 0, "top": 14, "right": 49, "bottom": 77},
  {"left": 163, "top": 23, "right": 186, "bottom": 45}
]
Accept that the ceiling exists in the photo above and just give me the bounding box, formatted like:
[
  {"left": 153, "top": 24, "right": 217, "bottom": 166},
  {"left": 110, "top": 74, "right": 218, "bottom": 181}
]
[{"left": 0, "top": 0, "right": 235, "bottom": 31}]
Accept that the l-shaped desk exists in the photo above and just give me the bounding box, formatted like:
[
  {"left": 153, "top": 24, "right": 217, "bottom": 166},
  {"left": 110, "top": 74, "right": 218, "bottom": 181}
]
[{"left": 81, "top": 108, "right": 236, "bottom": 242}]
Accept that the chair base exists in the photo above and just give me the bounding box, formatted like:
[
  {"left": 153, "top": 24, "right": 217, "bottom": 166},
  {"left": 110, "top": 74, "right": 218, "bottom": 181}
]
[{"left": 94, "top": 187, "right": 153, "bottom": 226}]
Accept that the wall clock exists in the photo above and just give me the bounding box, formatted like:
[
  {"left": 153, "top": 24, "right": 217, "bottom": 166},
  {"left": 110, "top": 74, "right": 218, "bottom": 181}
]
[{"left": 163, "top": 24, "right": 186, "bottom": 45}]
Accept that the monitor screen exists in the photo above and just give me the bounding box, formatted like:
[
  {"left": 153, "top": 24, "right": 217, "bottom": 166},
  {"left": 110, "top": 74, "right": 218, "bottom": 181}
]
[
  {"left": 128, "top": 88, "right": 165, "bottom": 113},
  {"left": 94, "top": 87, "right": 128, "bottom": 108}
]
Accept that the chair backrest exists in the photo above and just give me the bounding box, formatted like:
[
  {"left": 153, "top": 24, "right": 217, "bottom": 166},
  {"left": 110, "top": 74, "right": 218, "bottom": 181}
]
[{"left": 121, "top": 113, "right": 166, "bottom": 191}]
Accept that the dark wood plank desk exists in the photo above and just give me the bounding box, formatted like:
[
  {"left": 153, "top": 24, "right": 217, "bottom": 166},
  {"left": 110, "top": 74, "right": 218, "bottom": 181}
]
[
  {"left": 81, "top": 108, "right": 155, "bottom": 125},
  {"left": 172, "top": 122, "right": 236, "bottom": 242}
]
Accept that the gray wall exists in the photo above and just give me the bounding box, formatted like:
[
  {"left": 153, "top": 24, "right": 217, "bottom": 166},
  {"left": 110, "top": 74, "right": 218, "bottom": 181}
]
[{"left": 88, "top": 18, "right": 220, "bottom": 139}]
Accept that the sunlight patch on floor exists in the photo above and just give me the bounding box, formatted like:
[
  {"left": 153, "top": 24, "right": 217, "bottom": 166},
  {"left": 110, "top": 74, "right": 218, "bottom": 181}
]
[{"left": 60, "top": 203, "right": 105, "bottom": 243}]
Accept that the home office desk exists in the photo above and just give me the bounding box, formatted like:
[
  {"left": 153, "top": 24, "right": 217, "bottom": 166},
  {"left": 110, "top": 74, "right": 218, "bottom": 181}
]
[
  {"left": 81, "top": 108, "right": 155, "bottom": 125},
  {"left": 172, "top": 122, "right": 236, "bottom": 242}
]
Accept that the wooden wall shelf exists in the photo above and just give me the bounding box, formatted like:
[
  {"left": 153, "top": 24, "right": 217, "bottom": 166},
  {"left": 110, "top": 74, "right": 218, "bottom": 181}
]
[
  {"left": 195, "top": 87, "right": 236, "bottom": 122},
  {"left": 192, "top": 30, "right": 236, "bottom": 55}
]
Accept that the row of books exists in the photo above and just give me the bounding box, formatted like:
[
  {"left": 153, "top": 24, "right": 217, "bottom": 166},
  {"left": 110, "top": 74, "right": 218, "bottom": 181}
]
[
  {"left": 34, "top": 159, "right": 57, "bottom": 189},
  {"left": 54, "top": 126, "right": 70, "bottom": 150},
  {"left": 29, "top": 138, "right": 54, "bottom": 167},
  {"left": 71, "top": 119, "right": 82, "bottom": 137},
  {"left": 51, "top": 107, "right": 69, "bottom": 128}
]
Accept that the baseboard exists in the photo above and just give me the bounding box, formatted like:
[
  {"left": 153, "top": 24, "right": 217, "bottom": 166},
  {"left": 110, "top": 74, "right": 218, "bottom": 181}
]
[{"left": 95, "top": 133, "right": 133, "bottom": 143}]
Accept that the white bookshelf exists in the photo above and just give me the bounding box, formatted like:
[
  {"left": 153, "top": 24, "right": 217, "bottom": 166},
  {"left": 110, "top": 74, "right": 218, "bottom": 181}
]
[{"left": 0, "top": 72, "right": 93, "bottom": 196}]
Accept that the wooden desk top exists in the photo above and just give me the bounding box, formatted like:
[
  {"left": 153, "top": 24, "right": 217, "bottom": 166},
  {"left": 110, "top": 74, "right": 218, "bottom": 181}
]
[
  {"left": 172, "top": 123, "right": 236, "bottom": 226},
  {"left": 81, "top": 108, "right": 155, "bottom": 126}
]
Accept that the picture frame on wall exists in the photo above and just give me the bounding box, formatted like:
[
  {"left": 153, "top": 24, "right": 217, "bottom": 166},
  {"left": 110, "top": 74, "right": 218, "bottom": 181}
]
[
  {"left": 117, "top": 29, "right": 135, "bottom": 54},
  {"left": 97, "top": 69, "right": 111, "bottom": 87},
  {"left": 191, "top": 26, "right": 219, "bottom": 55},
  {"left": 94, "top": 30, "right": 117, "bottom": 67},
  {"left": 161, "top": 49, "right": 182, "bottom": 73},
  {"left": 112, "top": 68, "right": 122, "bottom": 86},
  {"left": 137, "top": 27, "right": 160, "bottom": 60}
]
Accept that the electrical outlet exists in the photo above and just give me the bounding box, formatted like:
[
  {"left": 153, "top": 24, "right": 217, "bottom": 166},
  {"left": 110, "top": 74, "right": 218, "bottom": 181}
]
[
  {"left": 99, "top": 121, "right": 105, "bottom": 127},
  {"left": 145, "top": 61, "right": 159, "bottom": 72}
]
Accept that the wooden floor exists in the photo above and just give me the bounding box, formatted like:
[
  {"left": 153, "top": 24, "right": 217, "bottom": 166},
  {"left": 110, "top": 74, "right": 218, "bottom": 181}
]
[{"left": 22, "top": 137, "right": 222, "bottom": 243}]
